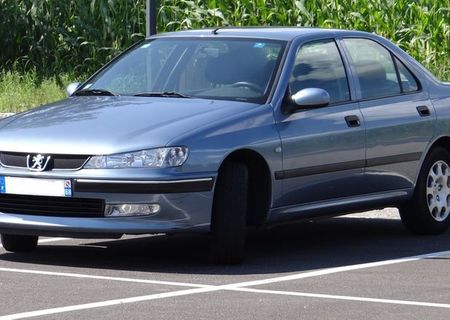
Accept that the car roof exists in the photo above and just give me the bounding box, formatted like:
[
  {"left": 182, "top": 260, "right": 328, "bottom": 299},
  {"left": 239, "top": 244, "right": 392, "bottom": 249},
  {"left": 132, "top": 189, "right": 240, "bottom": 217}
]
[{"left": 151, "top": 27, "right": 375, "bottom": 41}]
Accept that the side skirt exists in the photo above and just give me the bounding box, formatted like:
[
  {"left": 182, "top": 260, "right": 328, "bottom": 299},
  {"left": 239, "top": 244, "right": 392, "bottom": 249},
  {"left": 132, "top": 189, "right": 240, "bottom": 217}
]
[{"left": 267, "top": 189, "right": 412, "bottom": 223}]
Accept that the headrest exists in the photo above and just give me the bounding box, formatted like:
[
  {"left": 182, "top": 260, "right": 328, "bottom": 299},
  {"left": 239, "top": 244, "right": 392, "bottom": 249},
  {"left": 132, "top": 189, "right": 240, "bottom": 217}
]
[
  {"left": 205, "top": 53, "right": 240, "bottom": 84},
  {"left": 205, "top": 47, "right": 268, "bottom": 85},
  {"left": 355, "top": 60, "right": 387, "bottom": 83}
]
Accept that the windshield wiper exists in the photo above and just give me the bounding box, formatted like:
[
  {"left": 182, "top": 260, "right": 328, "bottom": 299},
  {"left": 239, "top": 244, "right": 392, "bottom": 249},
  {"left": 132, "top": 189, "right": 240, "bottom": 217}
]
[
  {"left": 133, "top": 91, "right": 191, "bottom": 98},
  {"left": 73, "top": 89, "right": 117, "bottom": 96}
]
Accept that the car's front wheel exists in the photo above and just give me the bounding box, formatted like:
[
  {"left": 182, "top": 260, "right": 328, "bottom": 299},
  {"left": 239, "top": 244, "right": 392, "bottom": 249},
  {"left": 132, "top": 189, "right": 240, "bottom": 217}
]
[
  {"left": 209, "top": 161, "right": 248, "bottom": 264},
  {"left": 400, "top": 147, "right": 450, "bottom": 234},
  {"left": 1, "top": 234, "right": 38, "bottom": 252}
]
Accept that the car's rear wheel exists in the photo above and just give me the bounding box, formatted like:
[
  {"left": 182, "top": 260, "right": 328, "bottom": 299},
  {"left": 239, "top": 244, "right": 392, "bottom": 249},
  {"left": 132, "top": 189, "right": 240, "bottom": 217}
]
[
  {"left": 209, "top": 161, "right": 248, "bottom": 264},
  {"left": 400, "top": 147, "right": 450, "bottom": 234},
  {"left": 1, "top": 234, "right": 38, "bottom": 252}
]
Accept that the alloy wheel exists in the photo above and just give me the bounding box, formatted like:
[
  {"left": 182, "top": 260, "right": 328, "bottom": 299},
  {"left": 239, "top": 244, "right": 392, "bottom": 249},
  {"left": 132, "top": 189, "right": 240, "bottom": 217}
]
[{"left": 426, "top": 160, "right": 450, "bottom": 222}]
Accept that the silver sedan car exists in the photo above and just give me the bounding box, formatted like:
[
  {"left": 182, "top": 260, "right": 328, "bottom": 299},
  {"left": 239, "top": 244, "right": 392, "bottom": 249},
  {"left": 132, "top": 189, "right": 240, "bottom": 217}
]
[{"left": 0, "top": 28, "right": 449, "bottom": 263}]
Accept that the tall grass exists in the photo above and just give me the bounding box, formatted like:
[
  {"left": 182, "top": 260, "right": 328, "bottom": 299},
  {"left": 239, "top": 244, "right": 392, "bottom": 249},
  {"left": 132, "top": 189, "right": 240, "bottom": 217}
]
[
  {"left": 0, "top": 0, "right": 145, "bottom": 78},
  {"left": 0, "top": 71, "right": 72, "bottom": 112},
  {"left": 158, "top": 0, "right": 449, "bottom": 81},
  {"left": 0, "top": 0, "right": 448, "bottom": 80}
]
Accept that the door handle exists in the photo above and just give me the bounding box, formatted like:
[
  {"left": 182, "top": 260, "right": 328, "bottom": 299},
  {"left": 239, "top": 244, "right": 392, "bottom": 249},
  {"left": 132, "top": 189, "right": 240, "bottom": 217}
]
[
  {"left": 416, "top": 105, "right": 431, "bottom": 117},
  {"left": 345, "top": 115, "right": 361, "bottom": 128}
]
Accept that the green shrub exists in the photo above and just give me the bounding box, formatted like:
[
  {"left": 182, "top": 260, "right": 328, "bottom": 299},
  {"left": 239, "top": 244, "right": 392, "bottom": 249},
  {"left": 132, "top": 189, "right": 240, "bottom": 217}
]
[
  {"left": 158, "top": 0, "right": 449, "bottom": 81},
  {"left": 0, "top": 0, "right": 448, "bottom": 80},
  {"left": 0, "top": 0, "right": 145, "bottom": 77},
  {"left": 0, "top": 70, "right": 74, "bottom": 112}
]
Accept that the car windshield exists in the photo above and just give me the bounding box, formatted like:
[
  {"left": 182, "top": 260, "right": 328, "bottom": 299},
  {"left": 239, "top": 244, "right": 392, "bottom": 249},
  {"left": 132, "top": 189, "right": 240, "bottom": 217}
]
[{"left": 81, "top": 37, "right": 286, "bottom": 103}]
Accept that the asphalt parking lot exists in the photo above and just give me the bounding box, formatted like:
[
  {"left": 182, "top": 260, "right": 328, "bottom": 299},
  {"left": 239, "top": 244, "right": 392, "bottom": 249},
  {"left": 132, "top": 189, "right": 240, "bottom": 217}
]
[{"left": 0, "top": 209, "right": 449, "bottom": 320}]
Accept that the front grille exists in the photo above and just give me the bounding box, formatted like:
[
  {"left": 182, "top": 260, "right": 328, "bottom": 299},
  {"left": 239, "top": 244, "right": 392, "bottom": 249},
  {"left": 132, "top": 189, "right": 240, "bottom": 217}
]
[
  {"left": 0, "top": 194, "right": 104, "bottom": 217},
  {"left": 0, "top": 152, "right": 89, "bottom": 170}
]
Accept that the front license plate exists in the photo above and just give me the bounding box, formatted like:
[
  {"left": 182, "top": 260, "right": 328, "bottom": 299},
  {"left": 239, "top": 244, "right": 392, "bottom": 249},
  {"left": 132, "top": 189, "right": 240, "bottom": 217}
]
[{"left": 0, "top": 176, "right": 72, "bottom": 197}]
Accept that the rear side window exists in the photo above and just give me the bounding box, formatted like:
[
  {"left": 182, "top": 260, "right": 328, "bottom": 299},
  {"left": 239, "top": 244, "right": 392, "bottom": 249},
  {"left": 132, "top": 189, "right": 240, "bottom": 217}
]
[
  {"left": 289, "top": 40, "right": 350, "bottom": 104},
  {"left": 394, "top": 57, "right": 419, "bottom": 92},
  {"left": 344, "top": 38, "right": 401, "bottom": 99}
]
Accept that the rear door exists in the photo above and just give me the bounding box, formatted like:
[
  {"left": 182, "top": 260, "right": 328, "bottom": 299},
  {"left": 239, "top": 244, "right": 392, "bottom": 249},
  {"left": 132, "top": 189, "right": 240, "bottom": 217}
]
[{"left": 342, "top": 38, "right": 435, "bottom": 193}]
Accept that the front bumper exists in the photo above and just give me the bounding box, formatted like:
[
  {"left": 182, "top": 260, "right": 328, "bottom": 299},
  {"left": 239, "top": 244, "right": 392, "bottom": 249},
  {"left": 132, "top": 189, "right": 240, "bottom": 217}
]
[{"left": 0, "top": 171, "right": 216, "bottom": 238}]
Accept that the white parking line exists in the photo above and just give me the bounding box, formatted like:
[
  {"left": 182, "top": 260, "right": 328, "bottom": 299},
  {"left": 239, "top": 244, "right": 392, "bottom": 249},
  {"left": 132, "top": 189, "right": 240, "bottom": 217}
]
[
  {"left": 0, "top": 249, "right": 449, "bottom": 319},
  {"left": 232, "top": 287, "right": 450, "bottom": 309},
  {"left": 220, "top": 249, "right": 450, "bottom": 289},
  {"left": 1, "top": 249, "right": 449, "bottom": 289},
  {"left": 0, "top": 287, "right": 215, "bottom": 320},
  {"left": 0, "top": 267, "right": 212, "bottom": 288},
  {"left": 0, "top": 237, "right": 70, "bottom": 249},
  {"left": 3, "top": 285, "right": 450, "bottom": 320}
]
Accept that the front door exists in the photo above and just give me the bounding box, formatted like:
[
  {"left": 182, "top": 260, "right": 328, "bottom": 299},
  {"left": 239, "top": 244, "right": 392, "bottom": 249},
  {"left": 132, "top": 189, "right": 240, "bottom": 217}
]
[{"left": 275, "top": 39, "right": 366, "bottom": 209}]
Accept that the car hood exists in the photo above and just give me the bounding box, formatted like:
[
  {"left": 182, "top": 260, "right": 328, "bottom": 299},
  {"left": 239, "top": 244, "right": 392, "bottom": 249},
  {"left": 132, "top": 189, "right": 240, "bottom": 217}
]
[{"left": 0, "top": 96, "right": 259, "bottom": 155}]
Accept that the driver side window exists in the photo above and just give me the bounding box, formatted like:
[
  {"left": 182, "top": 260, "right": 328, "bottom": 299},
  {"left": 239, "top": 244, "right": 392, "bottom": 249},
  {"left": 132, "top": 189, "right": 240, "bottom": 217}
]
[{"left": 289, "top": 40, "right": 350, "bottom": 104}]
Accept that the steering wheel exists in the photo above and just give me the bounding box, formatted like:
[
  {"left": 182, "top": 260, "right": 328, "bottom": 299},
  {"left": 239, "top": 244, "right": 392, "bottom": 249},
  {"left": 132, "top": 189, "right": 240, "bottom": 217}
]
[{"left": 230, "top": 81, "right": 263, "bottom": 93}]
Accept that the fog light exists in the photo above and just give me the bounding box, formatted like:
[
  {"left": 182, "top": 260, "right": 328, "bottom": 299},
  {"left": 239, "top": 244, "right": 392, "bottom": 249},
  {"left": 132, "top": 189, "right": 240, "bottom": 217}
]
[{"left": 104, "top": 204, "right": 161, "bottom": 217}]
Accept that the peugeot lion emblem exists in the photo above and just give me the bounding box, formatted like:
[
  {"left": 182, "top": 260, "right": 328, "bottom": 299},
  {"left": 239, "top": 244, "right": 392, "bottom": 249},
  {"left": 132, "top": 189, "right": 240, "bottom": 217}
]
[{"left": 27, "top": 154, "right": 51, "bottom": 172}]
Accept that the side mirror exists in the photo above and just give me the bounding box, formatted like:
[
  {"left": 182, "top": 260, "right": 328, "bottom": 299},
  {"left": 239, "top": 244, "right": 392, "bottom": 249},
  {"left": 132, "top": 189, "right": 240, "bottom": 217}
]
[
  {"left": 284, "top": 88, "right": 330, "bottom": 114},
  {"left": 66, "top": 82, "right": 81, "bottom": 97}
]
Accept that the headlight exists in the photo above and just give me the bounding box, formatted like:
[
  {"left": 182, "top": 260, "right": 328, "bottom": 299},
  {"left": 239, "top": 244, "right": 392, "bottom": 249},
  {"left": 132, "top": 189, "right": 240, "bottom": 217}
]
[{"left": 84, "top": 147, "right": 188, "bottom": 169}]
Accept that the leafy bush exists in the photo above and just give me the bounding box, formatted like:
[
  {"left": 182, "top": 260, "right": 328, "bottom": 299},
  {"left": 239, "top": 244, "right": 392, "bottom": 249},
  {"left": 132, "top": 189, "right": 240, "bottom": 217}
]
[
  {"left": 0, "top": 70, "right": 73, "bottom": 112},
  {"left": 0, "top": 0, "right": 145, "bottom": 77},
  {"left": 159, "top": 0, "right": 449, "bottom": 79},
  {"left": 0, "top": 0, "right": 448, "bottom": 80}
]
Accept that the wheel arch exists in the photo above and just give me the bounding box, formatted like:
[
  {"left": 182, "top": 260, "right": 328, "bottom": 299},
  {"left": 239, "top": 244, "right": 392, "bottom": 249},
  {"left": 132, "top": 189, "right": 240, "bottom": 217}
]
[
  {"left": 429, "top": 136, "right": 450, "bottom": 152},
  {"left": 417, "top": 135, "right": 450, "bottom": 183},
  {"left": 216, "top": 148, "right": 272, "bottom": 226}
]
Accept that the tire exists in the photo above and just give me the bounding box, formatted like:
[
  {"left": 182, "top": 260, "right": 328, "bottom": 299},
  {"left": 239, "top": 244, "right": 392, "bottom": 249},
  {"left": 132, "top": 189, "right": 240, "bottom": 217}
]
[
  {"left": 209, "top": 161, "right": 248, "bottom": 264},
  {"left": 1, "top": 234, "right": 38, "bottom": 252},
  {"left": 400, "top": 147, "right": 450, "bottom": 234}
]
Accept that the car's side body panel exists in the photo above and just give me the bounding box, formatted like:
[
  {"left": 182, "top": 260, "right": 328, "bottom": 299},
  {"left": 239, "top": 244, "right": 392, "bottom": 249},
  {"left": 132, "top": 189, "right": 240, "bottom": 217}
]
[
  {"left": 360, "top": 93, "right": 436, "bottom": 193},
  {"left": 275, "top": 102, "right": 365, "bottom": 206},
  {"left": 271, "top": 33, "right": 366, "bottom": 213},
  {"left": 166, "top": 103, "right": 285, "bottom": 207},
  {"left": 337, "top": 33, "right": 437, "bottom": 195},
  {"left": 430, "top": 83, "right": 450, "bottom": 143},
  {"left": 268, "top": 30, "right": 443, "bottom": 221}
]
